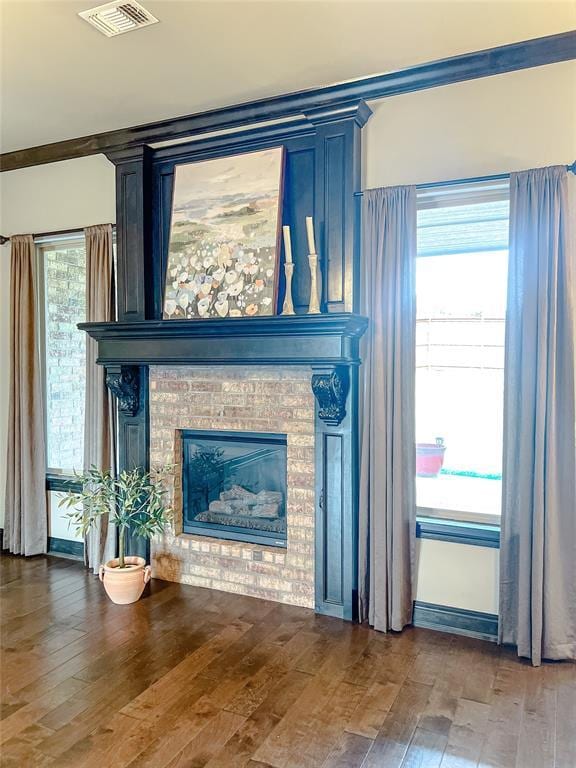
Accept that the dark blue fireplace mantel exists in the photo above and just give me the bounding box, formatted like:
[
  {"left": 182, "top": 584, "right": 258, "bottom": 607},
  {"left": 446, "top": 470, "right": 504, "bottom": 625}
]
[
  {"left": 81, "top": 313, "right": 367, "bottom": 431},
  {"left": 79, "top": 313, "right": 367, "bottom": 367}
]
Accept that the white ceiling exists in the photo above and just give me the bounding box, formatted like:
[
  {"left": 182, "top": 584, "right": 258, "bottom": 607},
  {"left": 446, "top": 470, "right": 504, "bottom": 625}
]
[{"left": 1, "top": 0, "right": 574, "bottom": 153}]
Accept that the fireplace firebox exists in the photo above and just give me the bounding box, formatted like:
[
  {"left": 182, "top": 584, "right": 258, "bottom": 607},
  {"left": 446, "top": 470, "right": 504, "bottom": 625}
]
[{"left": 181, "top": 430, "right": 287, "bottom": 547}]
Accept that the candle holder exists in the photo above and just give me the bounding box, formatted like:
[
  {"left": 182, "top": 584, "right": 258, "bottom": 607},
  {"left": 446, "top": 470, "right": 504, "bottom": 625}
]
[
  {"left": 282, "top": 262, "right": 295, "bottom": 315},
  {"left": 307, "top": 253, "right": 321, "bottom": 314}
]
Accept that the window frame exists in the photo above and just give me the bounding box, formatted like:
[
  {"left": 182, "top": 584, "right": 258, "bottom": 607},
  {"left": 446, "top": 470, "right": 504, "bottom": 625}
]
[
  {"left": 416, "top": 515, "right": 500, "bottom": 547},
  {"left": 36, "top": 231, "right": 87, "bottom": 484},
  {"left": 415, "top": 181, "right": 510, "bottom": 529}
]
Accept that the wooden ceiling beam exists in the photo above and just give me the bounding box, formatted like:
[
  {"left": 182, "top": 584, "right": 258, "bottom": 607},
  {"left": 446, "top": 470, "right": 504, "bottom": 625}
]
[{"left": 1, "top": 31, "right": 575, "bottom": 172}]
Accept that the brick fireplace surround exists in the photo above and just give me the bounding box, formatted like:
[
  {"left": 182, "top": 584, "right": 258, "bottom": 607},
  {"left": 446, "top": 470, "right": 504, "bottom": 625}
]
[
  {"left": 83, "top": 313, "right": 367, "bottom": 619},
  {"left": 149, "top": 366, "right": 316, "bottom": 608}
]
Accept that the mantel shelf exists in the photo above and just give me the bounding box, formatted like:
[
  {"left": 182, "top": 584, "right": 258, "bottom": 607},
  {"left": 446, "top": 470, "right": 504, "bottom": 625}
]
[{"left": 79, "top": 312, "right": 368, "bottom": 368}]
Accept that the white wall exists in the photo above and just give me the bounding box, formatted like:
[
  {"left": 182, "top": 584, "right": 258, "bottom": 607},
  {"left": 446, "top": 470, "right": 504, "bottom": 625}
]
[
  {"left": 364, "top": 60, "right": 575, "bottom": 615},
  {"left": 416, "top": 540, "right": 499, "bottom": 613},
  {"left": 0, "top": 154, "right": 116, "bottom": 529},
  {"left": 0, "top": 155, "right": 115, "bottom": 235},
  {"left": 365, "top": 60, "right": 576, "bottom": 188}
]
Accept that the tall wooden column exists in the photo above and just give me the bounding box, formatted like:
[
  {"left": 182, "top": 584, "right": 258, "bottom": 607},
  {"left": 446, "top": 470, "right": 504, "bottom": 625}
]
[
  {"left": 306, "top": 101, "right": 371, "bottom": 313},
  {"left": 311, "top": 364, "right": 360, "bottom": 620},
  {"left": 105, "top": 145, "right": 153, "bottom": 560},
  {"left": 305, "top": 101, "right": 371, "bottom": 619}
]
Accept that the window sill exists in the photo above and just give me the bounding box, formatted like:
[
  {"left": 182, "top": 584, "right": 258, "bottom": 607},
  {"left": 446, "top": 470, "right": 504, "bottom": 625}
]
[
  {"left": 417, "top": 505, "right": 500, "bottom": 527},
  {"left": 46, "top": 474, "right": 82, "bottom": 493},
  {"left": 416, "top": 515, "right": 500, "bottom": 548}
]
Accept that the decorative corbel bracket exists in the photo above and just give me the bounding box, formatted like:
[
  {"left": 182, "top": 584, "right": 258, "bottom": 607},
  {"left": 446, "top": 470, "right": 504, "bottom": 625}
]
[
  {"left": 105, "top": 365, "right": 140, "bottom": 416},
  {"left": 311, "top": 366, "right": 350, "bottom": 427}
]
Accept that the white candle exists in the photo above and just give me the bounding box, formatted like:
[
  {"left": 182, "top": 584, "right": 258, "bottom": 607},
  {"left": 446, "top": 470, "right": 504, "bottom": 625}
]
[
  {"left": 282, "top": 225, "right": 293, "bottom": 264},
  {"left": 305, "top": 216, "right": 316, "bottom": 255}
]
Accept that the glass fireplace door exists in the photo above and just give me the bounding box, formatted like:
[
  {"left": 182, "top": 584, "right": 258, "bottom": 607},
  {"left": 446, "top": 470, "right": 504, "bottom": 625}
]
[{"left": 181, "top": 430, "right": 287, "bottom": 547}]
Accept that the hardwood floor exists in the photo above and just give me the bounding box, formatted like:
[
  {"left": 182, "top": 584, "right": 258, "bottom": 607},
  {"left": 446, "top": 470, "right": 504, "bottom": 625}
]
[{"left": 1, "top": 555, "right": 574, "bottom": 768}]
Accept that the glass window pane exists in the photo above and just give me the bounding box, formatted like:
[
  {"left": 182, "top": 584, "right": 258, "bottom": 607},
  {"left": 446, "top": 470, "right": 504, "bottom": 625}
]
[
  {"left": 42, "top": 239, "right": 86, "bottom": 473},
  {"left": 417, "top": 199, "right": 509, "bottom": 256},
  {"left": 416, "top": 195, "right": 509, "bottom": 521}
]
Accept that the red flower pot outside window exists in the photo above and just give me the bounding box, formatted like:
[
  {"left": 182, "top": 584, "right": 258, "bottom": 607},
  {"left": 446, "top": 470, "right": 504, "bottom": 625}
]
[{"left": 416, "top": 437, "right": 446, "bottom": 478}]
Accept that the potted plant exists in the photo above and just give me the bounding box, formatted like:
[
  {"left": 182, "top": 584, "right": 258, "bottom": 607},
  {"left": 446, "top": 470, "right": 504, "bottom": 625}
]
[
  {"left": 60, "top": 466, "right": 172, "bottom": 605},
  {"left": 416, "top": 437, "right": 447, "bottom": 478}
]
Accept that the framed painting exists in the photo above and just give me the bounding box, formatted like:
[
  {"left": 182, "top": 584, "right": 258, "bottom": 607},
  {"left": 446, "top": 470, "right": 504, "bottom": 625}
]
[{"left": 163, "top": 147, "right": 285, "bottom": 319}]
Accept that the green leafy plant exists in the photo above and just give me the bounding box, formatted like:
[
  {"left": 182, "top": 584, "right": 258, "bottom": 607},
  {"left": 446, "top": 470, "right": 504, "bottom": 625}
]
[{"left": 59, "top": 467, "right": 173, "bottom": 568}]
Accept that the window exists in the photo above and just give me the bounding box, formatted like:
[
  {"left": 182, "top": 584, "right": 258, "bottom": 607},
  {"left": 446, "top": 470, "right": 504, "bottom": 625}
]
[
  {"left": 415, "top": 183, "right": 509, "bottom": 524},
  {"left": 38, "top": 235, "right": 87, "bottom": 475}
]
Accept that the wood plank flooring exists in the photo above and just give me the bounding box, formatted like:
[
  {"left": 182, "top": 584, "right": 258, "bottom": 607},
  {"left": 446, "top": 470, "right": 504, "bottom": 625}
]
[{"left": 1, "top": 554, "right": 574, "bottom": 768}]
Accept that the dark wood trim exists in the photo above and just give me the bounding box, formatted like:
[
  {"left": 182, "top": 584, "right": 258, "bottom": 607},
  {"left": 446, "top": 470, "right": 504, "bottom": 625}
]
[
  {"left": 45, "top": 473, "right": 82, "bottom": 493},
  {"left": 413, "top": 601, "right": 498, "bottom": 642},
  {"left": 311, "top": 367, "right": 350, "bottom": 426},
  {"left": 105, "top": 365, "right": 140, "bottom": 416},
  {"left": 109, "top": 146, "right": 153, "bottom": 321},
  {"left": 152, "top": 119, "right": 316, "bottom": 164},
  {"left": 312, "top": 114, "right": 363, "bottom": 312},
  {"left": 416, "top": 516, "right": 500, "bottom": 548},
  {"left": 117, "top": 366, "right": 150, "bottom": 561},
  {"left": 2, "top": 32, "right": 574, "bottom": 172},
  {"left": 79, "top": 314, "right": 368, "bottom": 368},
  {"left": 313, "top": 363, "right": 359, "bottom": 621},
  {"left": 80, "top": 313, "right": 368, "bottom": 340},
  {"left": 47, "top": 536, "right": 84, "bottom": 559}
]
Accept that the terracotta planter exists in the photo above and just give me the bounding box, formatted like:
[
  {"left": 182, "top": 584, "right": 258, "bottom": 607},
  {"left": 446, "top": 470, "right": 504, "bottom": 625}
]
[{"left": 98, "top": 556, "right": 151, "bottom": 604}]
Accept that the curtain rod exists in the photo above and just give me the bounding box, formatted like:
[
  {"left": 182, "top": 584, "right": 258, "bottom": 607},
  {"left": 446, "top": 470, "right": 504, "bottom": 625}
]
[
  {"left": 354, "top": 160, "right": 576, "bottom": 198},
  {"left": 0, "top": 224, "right": 115, "bottom": 246}
]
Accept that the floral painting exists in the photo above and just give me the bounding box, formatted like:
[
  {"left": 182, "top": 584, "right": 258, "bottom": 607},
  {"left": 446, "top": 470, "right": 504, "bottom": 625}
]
[{"left": 163, "top": 147, "right": 284, "bottom": 319}]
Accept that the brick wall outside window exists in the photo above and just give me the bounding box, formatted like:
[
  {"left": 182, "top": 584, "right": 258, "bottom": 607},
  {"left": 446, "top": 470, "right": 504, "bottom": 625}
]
[{"left": 43, "top": 244, "right": 86, "bottom": 472}]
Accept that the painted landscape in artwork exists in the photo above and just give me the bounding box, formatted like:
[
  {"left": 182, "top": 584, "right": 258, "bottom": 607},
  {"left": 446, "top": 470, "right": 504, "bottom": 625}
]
[{"left": 163, "top": 147, "right": 284, "bottom": 319}]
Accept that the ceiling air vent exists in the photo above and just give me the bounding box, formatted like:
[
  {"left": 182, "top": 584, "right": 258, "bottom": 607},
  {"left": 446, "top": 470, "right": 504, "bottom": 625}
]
[{"left": 79, "top": 1, "right": 159, "bottom": 37}]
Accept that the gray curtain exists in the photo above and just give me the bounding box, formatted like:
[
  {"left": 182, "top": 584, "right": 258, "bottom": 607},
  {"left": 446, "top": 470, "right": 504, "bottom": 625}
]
[
  {"left": 4, "top": 235, "right": 47, "bottom": 555},
  {"left": 84, "top": 224, "right": 116, "bottom": 572},
  {"left": 358, "top": 186, "right": 417, "bottom": 632},
  {"left": 499, "top": 166, "right": 576, "bottom": 666}
]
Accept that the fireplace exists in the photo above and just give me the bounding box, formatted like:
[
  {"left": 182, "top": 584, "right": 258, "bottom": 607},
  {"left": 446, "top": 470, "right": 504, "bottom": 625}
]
[
  {"left": 181, "top": 430, "right": 287, "bottom": 547},
  {"left": 81, "top": 103, "right": 370, "bottom": 619},
  {"left": 84, "top": 316, "right": 368, "bottom": 617}
]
